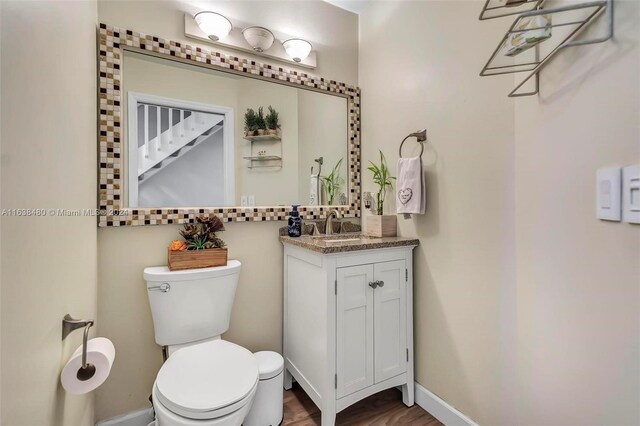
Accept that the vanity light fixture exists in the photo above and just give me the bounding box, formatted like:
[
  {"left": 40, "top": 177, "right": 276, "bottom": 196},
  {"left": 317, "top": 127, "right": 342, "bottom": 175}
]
[
  {"left": 194, "top": 11, "right": 232, "bottom": 42},
  {"left": 282, "top": 38, "right": 312, "bottom": 63},
  {"left": 242, "top": 26, "right": 275, "bottom": 52}
]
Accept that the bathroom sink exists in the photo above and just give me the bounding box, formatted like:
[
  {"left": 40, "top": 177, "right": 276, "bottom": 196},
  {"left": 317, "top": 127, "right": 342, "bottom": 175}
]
[
  {"left": 310, "top": 232, "right": 363, "bottom": 240},
  {"left": 311, "top": 234, "right": 373, "bottom": 245},
  {"left": 323, "top": 237, "right": 362, "bottom": 243}
]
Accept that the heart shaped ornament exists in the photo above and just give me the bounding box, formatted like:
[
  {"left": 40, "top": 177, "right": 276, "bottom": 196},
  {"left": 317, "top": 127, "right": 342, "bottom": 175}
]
[{"left": 398, "top": 188, "right": 413, "bottom": 205}]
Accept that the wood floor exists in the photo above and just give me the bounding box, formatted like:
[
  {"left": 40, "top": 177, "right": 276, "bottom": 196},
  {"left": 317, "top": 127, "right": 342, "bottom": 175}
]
[{"left": 282, "top": 383, "right": 443, "bottom": 426}]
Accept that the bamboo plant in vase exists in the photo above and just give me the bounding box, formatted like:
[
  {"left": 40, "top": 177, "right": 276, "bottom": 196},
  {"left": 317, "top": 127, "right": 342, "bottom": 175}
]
[
  {"left": 321, "top": 158, "right": 343, "bottom": 205},
  {"left": 366, "top": 150, "right": 397, "bottom": 237},
  {"left": 167, "top": 216, "right": 228, "bottom": 271}
]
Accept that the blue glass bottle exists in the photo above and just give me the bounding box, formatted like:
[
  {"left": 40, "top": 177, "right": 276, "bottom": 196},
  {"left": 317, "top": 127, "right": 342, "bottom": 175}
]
[{"left": 288, "top": 205, "right": 302, "bottom": 237}]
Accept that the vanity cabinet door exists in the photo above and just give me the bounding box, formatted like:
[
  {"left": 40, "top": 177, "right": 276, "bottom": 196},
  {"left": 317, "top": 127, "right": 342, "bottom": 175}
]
[
  {"left": 336, "top": 265, "right": 375, "bottom": 398},
  {"left": 373, "top": 260, "right": 407, "bottom": 383}
]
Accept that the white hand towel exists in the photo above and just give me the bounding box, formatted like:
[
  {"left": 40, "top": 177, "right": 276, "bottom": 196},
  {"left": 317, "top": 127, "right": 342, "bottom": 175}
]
[
  {"left": 310, "top": 174, "right": 320, "bottom": 205},
  {"left": 396, "top": 157, "right": 425, "bottom": 217}
]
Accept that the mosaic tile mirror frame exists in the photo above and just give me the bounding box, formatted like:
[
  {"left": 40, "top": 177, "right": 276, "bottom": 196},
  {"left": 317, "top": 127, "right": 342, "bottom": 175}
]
[{"left": 98, "top": 23, "right": 361, "bottom": 227}]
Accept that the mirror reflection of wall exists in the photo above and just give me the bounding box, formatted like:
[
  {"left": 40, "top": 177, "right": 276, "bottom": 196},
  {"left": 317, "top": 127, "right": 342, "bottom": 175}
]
[{"left": 123, "top": 51, "right": 349, "bottom": 209}]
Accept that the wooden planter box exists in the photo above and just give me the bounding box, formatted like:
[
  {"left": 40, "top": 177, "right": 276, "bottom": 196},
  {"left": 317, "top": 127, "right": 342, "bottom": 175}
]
[
  {"left": 366, "top": 215, "right": 397, "bottom": 237},
  {"left": 168, "top": 248, "right": 228, "bottom": 271}
]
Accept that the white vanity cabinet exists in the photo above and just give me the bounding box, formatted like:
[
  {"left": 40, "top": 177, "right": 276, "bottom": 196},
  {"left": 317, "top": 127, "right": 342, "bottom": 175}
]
[{"left": 282, "top": 240, "right": 417, "bottom": 426}]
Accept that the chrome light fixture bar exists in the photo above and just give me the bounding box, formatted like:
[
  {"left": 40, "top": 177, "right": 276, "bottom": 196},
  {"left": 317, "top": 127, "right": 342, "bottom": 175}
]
[{"left": 185, "top": 13, "right": 317, "bottom": 69}]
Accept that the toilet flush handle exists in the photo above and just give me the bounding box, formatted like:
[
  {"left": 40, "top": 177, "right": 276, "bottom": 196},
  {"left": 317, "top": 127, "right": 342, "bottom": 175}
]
[{"left": 148, "top": 283, "right": 171, "bottom": 293}]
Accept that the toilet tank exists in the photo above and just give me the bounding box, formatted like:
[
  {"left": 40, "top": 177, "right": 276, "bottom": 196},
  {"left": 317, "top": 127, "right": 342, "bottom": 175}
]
[{"left": 144, "top": 260, "right": 241, "bottom": 346}]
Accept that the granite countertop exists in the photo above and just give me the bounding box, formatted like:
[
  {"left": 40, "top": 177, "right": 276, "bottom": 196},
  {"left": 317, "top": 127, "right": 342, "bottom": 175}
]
[{"left": 280, "top": 233, "right": 419, "bottom": 254}]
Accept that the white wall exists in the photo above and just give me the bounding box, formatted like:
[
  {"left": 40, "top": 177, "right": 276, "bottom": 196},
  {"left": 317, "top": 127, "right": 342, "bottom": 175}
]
[
  {"left": 139, "top": 132, "right": 226, "bottom": 207},
  {"left": 0, "top": 1, "right": 98, "bottom": 425},
  {"left": 95, "top": 1, "right": 358, "bottom": 421}
]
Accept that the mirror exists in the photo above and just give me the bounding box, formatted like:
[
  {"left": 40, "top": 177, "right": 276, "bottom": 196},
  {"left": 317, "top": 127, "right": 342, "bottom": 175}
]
[{"left": 123, "top": 51, "right": 349, "bottom": 208}]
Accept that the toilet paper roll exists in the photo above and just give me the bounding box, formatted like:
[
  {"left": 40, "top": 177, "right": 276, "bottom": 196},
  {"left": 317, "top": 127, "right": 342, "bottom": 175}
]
[{"left": 61, "top": 337, "right": 115, "bottom": 395}]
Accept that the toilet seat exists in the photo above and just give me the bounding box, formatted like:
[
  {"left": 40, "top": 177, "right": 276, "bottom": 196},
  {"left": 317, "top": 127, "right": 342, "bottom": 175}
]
[{"left": 154, "top": 339, "right": 259, "bottom": 420}]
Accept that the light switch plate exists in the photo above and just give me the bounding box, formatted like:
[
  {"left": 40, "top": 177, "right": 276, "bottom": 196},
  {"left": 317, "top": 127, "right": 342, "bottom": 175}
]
[
  {"left": 241, "top": 196, "right": 248, "bottom": 207},
  {"left": 596, "top": 167, "right": 621, "bottom": 221},
  {"left": 622, "top": 165, "right": 640, "bottom": 224},
  {"left": 248, "top": 195, "right": 255, "bottom": 207}
]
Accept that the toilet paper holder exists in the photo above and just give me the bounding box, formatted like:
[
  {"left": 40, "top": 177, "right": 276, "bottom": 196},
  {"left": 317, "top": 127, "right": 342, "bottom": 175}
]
[{"left": 62, "top": 314, "right": 96, "bottom": 381}]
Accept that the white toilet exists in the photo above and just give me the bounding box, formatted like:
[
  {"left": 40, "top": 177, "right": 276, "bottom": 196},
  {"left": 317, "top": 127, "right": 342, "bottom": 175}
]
[{"left": 144, "top": 260, "right": 259, "bottom": 426}]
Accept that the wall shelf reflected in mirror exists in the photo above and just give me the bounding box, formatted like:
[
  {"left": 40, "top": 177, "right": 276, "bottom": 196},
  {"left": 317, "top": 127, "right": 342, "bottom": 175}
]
[{"left": 242, "top": 135, "right": 282, "bottom": 142}]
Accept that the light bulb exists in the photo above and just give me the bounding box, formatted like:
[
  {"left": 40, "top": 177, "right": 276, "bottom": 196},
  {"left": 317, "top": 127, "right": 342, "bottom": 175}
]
[
  {"left": 282, "top": 38, "right": 312, "bottom": 63},
  {"left": 194, "top": 11, "right": 232, "bottom": 42}
]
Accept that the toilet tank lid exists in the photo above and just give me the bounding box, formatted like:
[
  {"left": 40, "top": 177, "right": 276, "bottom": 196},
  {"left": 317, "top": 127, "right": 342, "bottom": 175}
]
[{"left": 144, "top": 260, "right": 241, "bottom": 282}]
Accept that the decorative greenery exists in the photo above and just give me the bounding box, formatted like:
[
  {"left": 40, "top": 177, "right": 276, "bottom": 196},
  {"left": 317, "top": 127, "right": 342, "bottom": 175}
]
[
  {"left": 178, "top": 216, "right": 226, "bottom": 250},
  {"left": 321, "top": 158, "right": 343, "bottom": 205},
  {"left": 265, "top": 106, "right": 280, "bottom": 130},
  {"left": 256, "top": 106, "right": 267, "bottom": 131},
  {"left": 244, "top": 108, "right": 258, "bottom": 134},
  {"left": 368, "top": 150, "right": 395, "bottom": 215}
]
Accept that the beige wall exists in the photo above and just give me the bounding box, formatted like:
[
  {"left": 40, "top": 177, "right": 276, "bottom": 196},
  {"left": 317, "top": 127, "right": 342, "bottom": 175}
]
[
  {"left": 513, "top": 0, "right": 640, "bottom": 424},
  {"left": 359, "top": 2, "right": 517, "bottom": 424},
  {"left": 95, "top": 0, "right": 358, "bottom": 421},
  {"left": 0, "top": 2, "right": 98, "bottom": 425},
  {"left": 237, "top": 79, "right": 299, "bottom": 205},
  {"left": 98, "top": 0, "right": 358, "bottom": 86},
  {"left": 360, "top": 1, "right": 639, "bottom": 425},
  {"left": 298, "top": 90, "right": 349, "bottom": 204}
]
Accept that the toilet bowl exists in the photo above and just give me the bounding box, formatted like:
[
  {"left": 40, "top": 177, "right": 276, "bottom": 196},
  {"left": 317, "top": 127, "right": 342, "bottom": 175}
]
[
  {"left": 152, "top": 339, "right": 259, "bottom": 426},
  {"left": 144, "top": 261, "right": 261, "bottom": 426}
]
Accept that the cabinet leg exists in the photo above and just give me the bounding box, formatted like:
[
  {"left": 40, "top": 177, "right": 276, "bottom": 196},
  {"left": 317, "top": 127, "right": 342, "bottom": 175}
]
[
  {"left": 402, "top": 382, "right": 414, "bottom": 407},
  {"left": 320, "top": 408, "right": 336, "bottom": 426},
  {"left": 283, "top": 368, "right": 293, "bottom": 391}
]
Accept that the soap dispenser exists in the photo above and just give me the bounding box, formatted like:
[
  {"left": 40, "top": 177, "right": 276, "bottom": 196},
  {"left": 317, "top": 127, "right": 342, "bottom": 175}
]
[{"left": 288, "top": 205, "right": 302, "bottom": 237}]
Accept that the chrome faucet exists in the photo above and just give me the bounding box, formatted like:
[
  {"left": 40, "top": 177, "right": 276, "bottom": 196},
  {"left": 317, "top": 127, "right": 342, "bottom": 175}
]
[{"left": 325, "top": 209, "right": 341, "bottom": 235}]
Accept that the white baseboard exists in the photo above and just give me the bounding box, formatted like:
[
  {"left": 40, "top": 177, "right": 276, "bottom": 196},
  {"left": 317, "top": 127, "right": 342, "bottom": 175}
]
[
  {"left": 95, "top": 407, "right": 154, "bottom": 426},
  {"left": 96, "top": 384, "right": 473, "bottom": 426},
  {"left": 414, "top": 382, "right": 478, "bottom": 426}
]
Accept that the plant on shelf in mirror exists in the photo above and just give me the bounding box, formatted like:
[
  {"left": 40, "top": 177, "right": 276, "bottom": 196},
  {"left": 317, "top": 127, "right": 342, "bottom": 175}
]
[
  {"left": 366, "top": 150, "right": 397, "bottom": 237},
  {"left": 321, "top": 158, "right": 343, "bottom": 205},
  {"left": 244, "top": 108, "right": 258, "bottom": 136},
  {"left": 256, "top": 106, "right": 267, "bottom": 136},
  {"left": 266, "top": 106, "right": 281, "bottom": 136},
  {"left": 167, "top": 215, "right": 227, "bottom": 271}
]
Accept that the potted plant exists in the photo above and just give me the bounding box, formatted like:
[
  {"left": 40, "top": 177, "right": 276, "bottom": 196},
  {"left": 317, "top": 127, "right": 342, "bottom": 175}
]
[
  {"left": 256, "top": 106, "right": 267, "bottom": 136},
  {"left": 366, "top": 150, "right": 397, "bottom": 237},
  {"left": 244, "top": 108, "right": 257, "bottom": 137},
  {"left": 265, "top": 105, "right": 280, "bottom": 136},
  {"left": 168, "top": 215, "right": 227, "bottom": 270},
  {"left": 321, "top": 158, "right": 343, "bottom": 205}
]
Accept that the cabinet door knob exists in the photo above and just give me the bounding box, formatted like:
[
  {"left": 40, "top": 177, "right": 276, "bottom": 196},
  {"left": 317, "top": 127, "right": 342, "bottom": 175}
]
[
  {"left": 368, "top": 281, "right": 378, "bottom": 289},
  {"left": 377, "top": 280, "right": 384, "bottom": 288}
]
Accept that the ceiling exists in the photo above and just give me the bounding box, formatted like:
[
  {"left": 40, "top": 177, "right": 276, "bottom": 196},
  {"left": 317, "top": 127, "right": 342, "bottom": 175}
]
[{"left": 323, "top": 0, "right": 370, "bottom": 15}]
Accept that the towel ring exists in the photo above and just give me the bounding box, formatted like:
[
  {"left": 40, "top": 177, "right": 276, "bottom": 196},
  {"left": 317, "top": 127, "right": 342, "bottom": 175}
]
[{"left": 399, "top": 129, "right": 427, "bottom": 158}]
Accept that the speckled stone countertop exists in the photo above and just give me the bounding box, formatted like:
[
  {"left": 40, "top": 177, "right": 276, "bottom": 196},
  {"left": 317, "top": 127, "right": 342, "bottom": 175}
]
[{"left": 280, "top": 233, "right": 419, "bottom": 254}]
